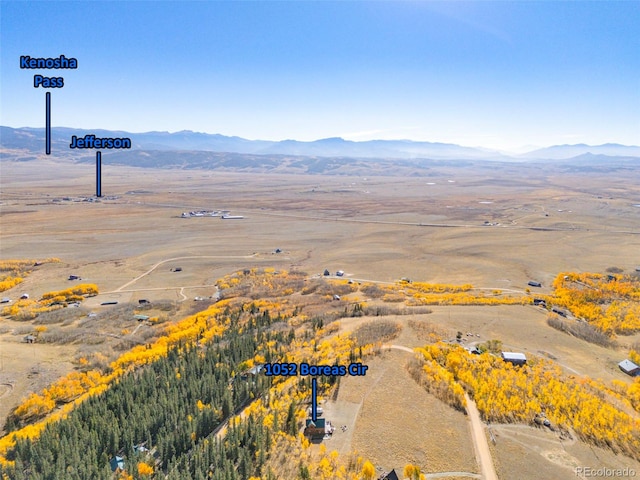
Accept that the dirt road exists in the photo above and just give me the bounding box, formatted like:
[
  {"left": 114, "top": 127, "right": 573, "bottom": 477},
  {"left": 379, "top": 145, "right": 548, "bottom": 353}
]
[
  {"left": 114, "top": 254, "right": 256, "bottom": 292},
  {"left": 383, "top": 345, "right": 498, "bottom": 480},
  {"left": 465, "top": 393, "right": 498, "bottom": 480}
]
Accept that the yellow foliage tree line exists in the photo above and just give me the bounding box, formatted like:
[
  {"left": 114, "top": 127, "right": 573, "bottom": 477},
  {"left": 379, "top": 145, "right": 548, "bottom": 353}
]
[
  {"left": 406, "top": 292, "right": 531, "bottom": 307},
  {"left": 406, "top": 282, "right": 474, "bottom": 293},
  {"left": 0, "top": 268, "right": 518, "bottom": 470},
  {"left": 0, "top": 277, "right": 23, "bottom": 293},
  {"left": 3, "top": 286, "right": 301, "bottom": 450},
  {"left": 375, "top": 280, "right": 532, "bottom": 307},
  {"left": 414, "top": 343, "right": 640, "bottom": 460},
  {"left": 40, "top": 284, "right": 98, "bottom": 301},
  {"left": 246, "top": 327, "right": 380, "bottom": 480},
  {"left": 1, "top": 284, "right": 99, "bottom": 319},
  {"left": 549, "top": 272, "right": 640, "bottom": 334},
  {"left": 0, "top": 299, "right": 237, "bottom": 464},
  {"left": 0, "top": 259, "right": 61, "bottom": 292}
]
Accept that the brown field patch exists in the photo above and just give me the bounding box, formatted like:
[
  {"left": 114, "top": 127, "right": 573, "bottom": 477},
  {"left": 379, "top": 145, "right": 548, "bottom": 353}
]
[
  {"left": 322, "top": 349, "right": 477, "bottom": 474},
  {"left": 2, "top": 160, "right": 640, "bottom": 471}
]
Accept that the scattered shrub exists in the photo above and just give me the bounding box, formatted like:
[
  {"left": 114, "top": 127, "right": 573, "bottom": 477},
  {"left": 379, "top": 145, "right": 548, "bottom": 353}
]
[
  {"left": 547, "top": 315, "right": 616, "bottom": 348},
  {"left": 353, "top": 320, "right": 402, "bottom": 346}
]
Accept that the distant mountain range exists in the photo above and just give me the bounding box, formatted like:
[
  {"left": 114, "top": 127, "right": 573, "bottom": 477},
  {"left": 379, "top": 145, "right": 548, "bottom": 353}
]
[
  {"left": 520, "top": 143, "right": 640, "bottom": 160},
  {"left": 1, "top": 126, "right": 638, "bottom": 175}
]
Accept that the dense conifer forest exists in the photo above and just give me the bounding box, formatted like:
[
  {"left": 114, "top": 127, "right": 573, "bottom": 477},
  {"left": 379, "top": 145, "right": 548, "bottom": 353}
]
[{"left": 1, "top": 307, "right": 292, "bottom": 479}]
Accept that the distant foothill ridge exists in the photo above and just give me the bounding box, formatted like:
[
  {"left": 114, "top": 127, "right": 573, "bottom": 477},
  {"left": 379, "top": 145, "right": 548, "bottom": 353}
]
[{"left": 2, "top": 125, "right": 639, "bottom": 162}]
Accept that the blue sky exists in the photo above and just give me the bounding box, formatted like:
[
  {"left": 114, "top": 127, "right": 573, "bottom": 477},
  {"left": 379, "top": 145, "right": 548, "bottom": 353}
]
[{"left": 1, "top": 1, "right": 638, "bottom": 151}]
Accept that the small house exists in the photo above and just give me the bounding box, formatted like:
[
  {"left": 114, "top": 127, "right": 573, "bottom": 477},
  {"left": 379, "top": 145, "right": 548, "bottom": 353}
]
[
  {"left": 336, "top": 270, "right": 345, "bottom": 277},
  {"left": 501, "top": 352, "right": 527, "bottom": 366},
  {"left": 619, "top": 359, "right": 640, "bottom": 377},
  {"left": 528, "top": 281, "right": 542, "bottom": 288},
  {"left": 378, "top": 470, "right": 399, "bottom": 480},
  {"left": 134, "top": 444, "right": 149, "bottom": 454},
  {"left": 551, "top": 307, "right": 567, "bottom": 317},
  {"left": 109, "top": 456, "right": 125, "bottom": 472},
  {"left": 307, "top": 406, "right": 324, "bottom": 417},
  {"left": 534, "top": 414, "right": 551, "bottom": 427},
  {"left": 304, "top": 418, "right": 326, "bottom": 439}
]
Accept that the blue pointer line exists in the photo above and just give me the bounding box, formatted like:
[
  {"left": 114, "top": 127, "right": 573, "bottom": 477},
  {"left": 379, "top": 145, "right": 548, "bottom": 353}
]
[
  {"left": 96, "top": 151, "right": 102, "bottom": 197},
  {"left": 45, "top": 92, "right": 51, "bottom": 155},
  {"left": 311, "top": 378, "right": 318, "bottom": 422}
]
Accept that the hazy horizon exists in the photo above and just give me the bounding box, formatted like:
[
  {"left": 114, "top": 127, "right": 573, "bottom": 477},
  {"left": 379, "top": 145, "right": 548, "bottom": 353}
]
[
  {"left": 1, "top": 1, "right": 639, "bottom": 151},
  {"left": 4, "top": 124, "right": 640, "bottom": 156}
]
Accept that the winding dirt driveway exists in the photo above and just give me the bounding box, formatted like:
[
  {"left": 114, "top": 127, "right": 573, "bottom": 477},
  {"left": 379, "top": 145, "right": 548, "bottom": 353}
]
[
  {"left": 383, "top": 345, "right": 498, "bottom": 480},
  {"left": 465, "top": 393, "right": 498, "bottom": 480},
  {"left": 114, "top": 254, "right": 256, "bottom": 292}
]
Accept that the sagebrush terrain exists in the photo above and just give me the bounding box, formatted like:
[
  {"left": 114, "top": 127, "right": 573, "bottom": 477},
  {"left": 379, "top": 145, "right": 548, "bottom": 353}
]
[{"left": 1, "top": 158, "right": 639, "bottom": 479}]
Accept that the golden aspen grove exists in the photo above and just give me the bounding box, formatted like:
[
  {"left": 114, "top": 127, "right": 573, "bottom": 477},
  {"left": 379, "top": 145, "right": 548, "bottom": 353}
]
[
  {"left": 1, "top": 267, "right": 639, "bottom": 478},
  {"left": 0, "top": 269, "right": 388, "bottom": 479},
  {"left": 547, "top": 272, "right": 640, "bottom": 334},
  {"left": 1, "top": 283, "right": 98, "bottom": 319},
  {"left": 412, "top": 342, "right": 640, "bottom": 460},
  {"left": 0, "top": 259, "right": 60, "bottom": 293},
  {"left": 3, "top": 2, "right": 640, "bottom": 478}
]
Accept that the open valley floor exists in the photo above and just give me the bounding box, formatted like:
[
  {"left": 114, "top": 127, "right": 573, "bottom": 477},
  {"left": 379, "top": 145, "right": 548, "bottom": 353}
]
[{"left": 1, "top": 159, "right": 640, "bottom": 479}]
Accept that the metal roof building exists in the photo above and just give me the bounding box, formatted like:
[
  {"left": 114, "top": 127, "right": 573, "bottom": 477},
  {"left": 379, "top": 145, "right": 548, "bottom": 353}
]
[
  {"left": 619, "top": 359, "right": 640, "bottom": 376},
  {"left": 501, "top": 352, "right": 527, "bottom": 366}
]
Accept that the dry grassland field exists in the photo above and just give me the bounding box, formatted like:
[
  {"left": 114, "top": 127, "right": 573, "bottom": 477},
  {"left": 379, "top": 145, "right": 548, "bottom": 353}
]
[{"left": 1, "top": 159, "right": 640, "bottom": 479}]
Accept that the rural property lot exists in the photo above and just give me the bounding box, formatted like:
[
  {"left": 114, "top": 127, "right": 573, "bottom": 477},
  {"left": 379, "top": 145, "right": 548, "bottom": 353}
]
[{"left": 1, "top": 159, "right": 640, "bottom": 478}]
